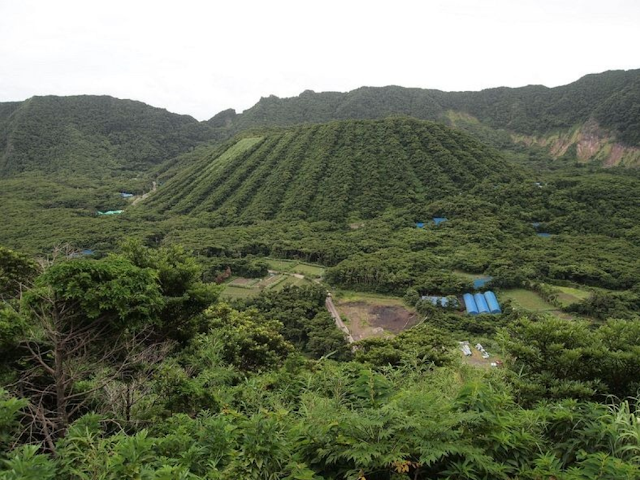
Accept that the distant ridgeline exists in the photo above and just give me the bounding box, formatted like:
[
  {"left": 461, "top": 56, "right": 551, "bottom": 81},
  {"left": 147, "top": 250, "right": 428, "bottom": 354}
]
[
  {"left": 211, "top": 69, "right": 640, "bottom": 166},
  {"left": 0, "top": 69, "right": 638, "bottom": 180},
  {"left": 143, "top": 118, "right": 522, "bottom": 225}
]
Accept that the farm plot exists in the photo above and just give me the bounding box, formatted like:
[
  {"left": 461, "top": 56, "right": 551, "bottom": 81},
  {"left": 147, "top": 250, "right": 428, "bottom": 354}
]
[
  {"left": 554, "top": 286, "right": 591, "bottom": 307},
  {"left": 265, "top": 258, "right": 325, "bottom": 278},
  {"left": 500, "top": 289, "right": 574, "bottom": 320},
  {"left": 221, "top": 272, "right": 315, "bottom": 299},
  {"left": 334, "top": 293, "right": 420, "bottom": 341}
]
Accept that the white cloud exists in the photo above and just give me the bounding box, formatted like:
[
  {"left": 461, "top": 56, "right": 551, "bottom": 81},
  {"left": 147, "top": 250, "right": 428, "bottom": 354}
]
[{"left": 1, "top": 0, "right": 638, "bottom": 120}]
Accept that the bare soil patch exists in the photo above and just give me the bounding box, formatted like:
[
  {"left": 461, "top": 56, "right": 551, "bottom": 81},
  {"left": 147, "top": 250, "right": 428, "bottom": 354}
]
[{"left": 336, "top": 301, "right": 419, "bottom": 341}]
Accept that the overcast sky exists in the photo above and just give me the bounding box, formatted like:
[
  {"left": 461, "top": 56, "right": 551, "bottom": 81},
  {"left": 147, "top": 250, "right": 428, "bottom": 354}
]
[{"left": 1, "top": 0, "right": 638, "bottom": 120}]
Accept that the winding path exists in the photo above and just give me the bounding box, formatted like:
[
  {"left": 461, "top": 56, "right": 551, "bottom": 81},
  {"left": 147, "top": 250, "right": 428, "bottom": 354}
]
[{"left": 131, "top": 181, "right": 157, "bottom": 206}]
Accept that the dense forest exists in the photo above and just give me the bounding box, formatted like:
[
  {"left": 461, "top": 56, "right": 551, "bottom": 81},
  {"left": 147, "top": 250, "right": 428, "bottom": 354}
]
[
  {"left": 1, "top": 68, "right": 640, "bottom": 478},
  {"left": 1, "top": 242, "right": 639, "bottom": 479}
]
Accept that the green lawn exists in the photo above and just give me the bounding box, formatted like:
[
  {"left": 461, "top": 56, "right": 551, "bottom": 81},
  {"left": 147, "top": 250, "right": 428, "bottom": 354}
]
[{"left": 500, "top": 289, "right": 574, "bottom": 320}]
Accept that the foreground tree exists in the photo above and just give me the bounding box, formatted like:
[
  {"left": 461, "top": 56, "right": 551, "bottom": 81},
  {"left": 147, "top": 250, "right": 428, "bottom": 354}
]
[{"left": 14, "top": 256, "right": 165, "bottom": 449}]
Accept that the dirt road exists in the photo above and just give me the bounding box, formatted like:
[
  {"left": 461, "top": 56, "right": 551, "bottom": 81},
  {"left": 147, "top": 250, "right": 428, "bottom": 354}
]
[{"left": 326, "top": 296, "right": 355, "bottom": 344}]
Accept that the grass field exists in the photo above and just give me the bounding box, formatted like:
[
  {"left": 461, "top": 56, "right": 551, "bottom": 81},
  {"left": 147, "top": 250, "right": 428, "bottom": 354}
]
[
  {"left": 500, "top": 289, "right": 574, "bottom": 320},
  {"left": 554, "top": 285, "right": 591, "bottom": 307},
  {"left": 265, "top": 258, "right": 325, "bottom": 278},
  {"left": 292, "top": 263, "right": 325, "bottom": 277}
]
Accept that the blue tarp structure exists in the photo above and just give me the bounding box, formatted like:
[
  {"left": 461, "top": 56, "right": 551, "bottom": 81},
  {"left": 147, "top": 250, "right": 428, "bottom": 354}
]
[
  {"left": 484, "top": 291, "right": 501, "bottom": 313},
  {"left": 474, "top": 293, "right": 490, "bottom": 314},
  {"left": 537, "top": 233, "right": 552, "bottom": 238},
  {"left": 433, "top": 217, "right": 447, "bottom": 226},
  {"left": 473, "top": 277, "right": 492, "bottom": 289},
  {"left": 120, "top": 192, "right": 134, "bottom": 198},
  {"left": 69, "top": 249, "right": 95, "bottom": 259},
  {"left": 463, "top": 291, "right": 502, "bottom": 315},
  {"left": 422, "top": 296, "right": 454, "bottom": 307},
  {"left": 463, "top": 293, "right": 479, "bottom": 315},
  {"left": 97, "top": 210, "right": 124, "bottom": 216},
  {"left": 416, "top": 222, "right": 425, "bottom": 228}
]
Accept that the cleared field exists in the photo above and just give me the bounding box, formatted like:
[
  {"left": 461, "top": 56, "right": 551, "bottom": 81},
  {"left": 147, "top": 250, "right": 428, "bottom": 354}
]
[
  {"left": 265, "top": 258, "right": 325, "bottom": 277},
  {"left": 555, "top": 286, "right": 591, "bottom": 307},
  {"left": 220, "top": 285, "right": 261, "bottom": 299},
  {"left": 334, "top": 292, "right": 419, "bottom": 341},
  {"left": 501, "top": 289, "right": 554, "bottom": 311},
  {"left": 292, "top": 263, "right": 325, "bottom": 277},
  {"left": 500, "top": 289, "right": 574, "bottom": 320}
]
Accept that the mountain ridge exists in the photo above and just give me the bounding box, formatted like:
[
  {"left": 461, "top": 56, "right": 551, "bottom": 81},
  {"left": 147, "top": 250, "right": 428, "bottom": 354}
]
[
  {"left": 1, "top": 68, "right": 638, "bottom": 176},
  {"left": 216, "top": 69, "right": 640, "bottom": 166}
]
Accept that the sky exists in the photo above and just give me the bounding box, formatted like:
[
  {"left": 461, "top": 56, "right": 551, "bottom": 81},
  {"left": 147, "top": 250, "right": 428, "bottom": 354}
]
[{"left": 1, "top": 0, "right": 639, "bottom": 120}]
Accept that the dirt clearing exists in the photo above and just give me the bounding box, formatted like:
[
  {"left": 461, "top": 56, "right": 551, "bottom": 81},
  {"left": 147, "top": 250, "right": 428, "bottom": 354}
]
[{"left": 336, "top": 300, "right": 420, "bottom": 341}]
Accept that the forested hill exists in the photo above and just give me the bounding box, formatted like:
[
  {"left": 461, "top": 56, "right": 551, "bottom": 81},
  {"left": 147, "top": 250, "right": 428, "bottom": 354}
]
[
  {"left": 0, "top": 95, "right": 222, "bottom": 177},
  {"left": 143, "top": 118, "right": 521, "bottom": 224},
  {"left": 216, "top": 69, "right": 640, "bottom": 166}
]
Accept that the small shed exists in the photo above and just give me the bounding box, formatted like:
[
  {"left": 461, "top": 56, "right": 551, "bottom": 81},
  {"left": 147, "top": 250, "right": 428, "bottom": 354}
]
[{"left": 120, "top": 192, "right": 134, "bottom": 198}]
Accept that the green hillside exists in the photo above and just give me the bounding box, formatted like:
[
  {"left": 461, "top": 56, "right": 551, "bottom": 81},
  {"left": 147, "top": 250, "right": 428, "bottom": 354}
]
[
  {"left": 0, "top": 95, "right": 223, "bottom": 177},
  {"left": 144, "top": 118, "right": 521, "bottom": 224}
]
